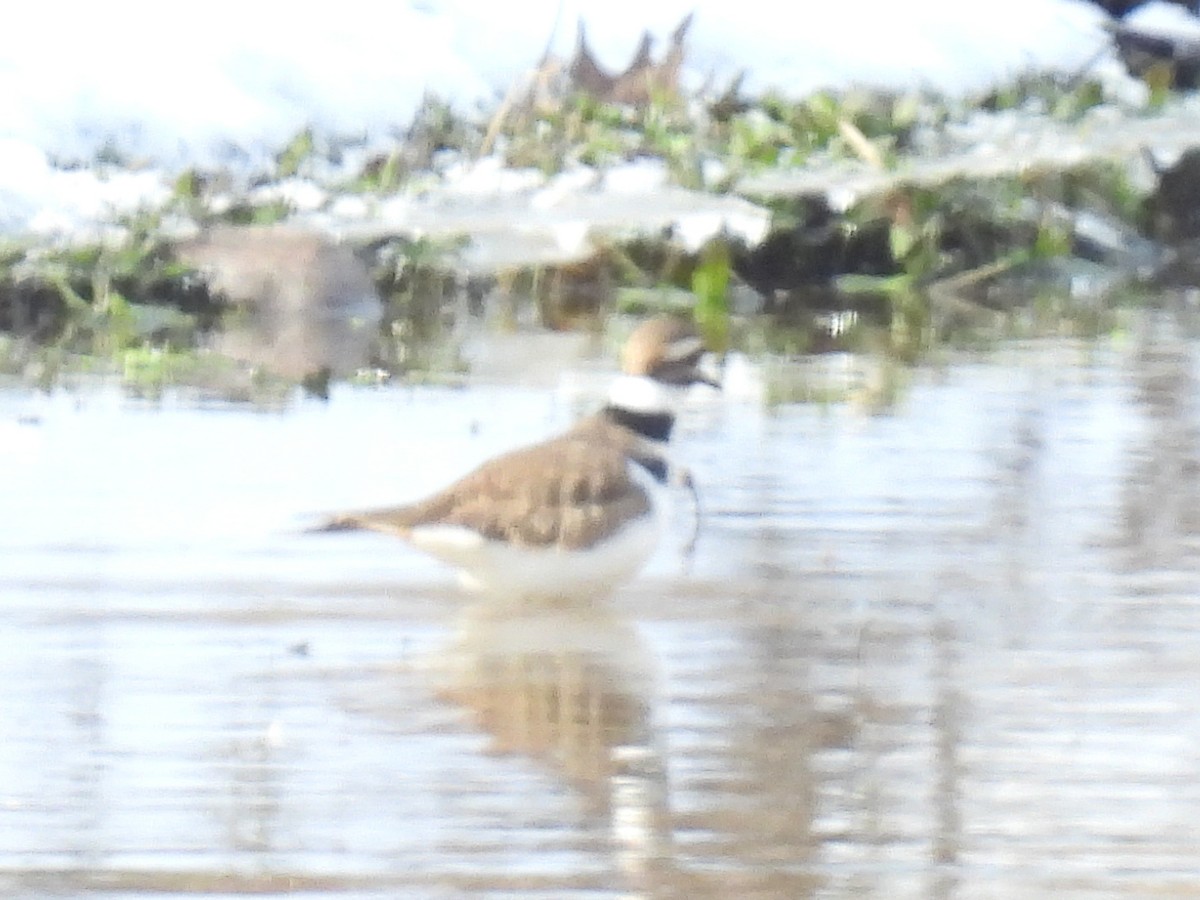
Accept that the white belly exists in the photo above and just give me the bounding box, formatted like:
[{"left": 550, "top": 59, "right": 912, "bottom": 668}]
[{"left": 409, "top": 511, "right": 662, "bottom": 601}]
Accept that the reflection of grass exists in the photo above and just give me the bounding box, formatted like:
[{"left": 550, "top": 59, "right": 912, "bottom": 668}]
[
  {"left": 34, "top": 867, "right": 388, "bottom": 894},
  {"left": 747, "top": 351, "right": 909, "bottom": 413},
  {"left": 120, "top": 345, "right": 207, "bottom": 399},
  {"left": 0, "top": 339, "right": 302, "bottom": 405}
]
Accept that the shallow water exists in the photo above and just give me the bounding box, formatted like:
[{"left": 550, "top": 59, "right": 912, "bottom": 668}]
[{"left": 4, "top": 313, "right": 1200, "bottom": 899}]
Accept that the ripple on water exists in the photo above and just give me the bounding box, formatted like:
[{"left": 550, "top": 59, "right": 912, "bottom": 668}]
[{"left": 4, "top": 329, "right": 1200, "bottom": 897}]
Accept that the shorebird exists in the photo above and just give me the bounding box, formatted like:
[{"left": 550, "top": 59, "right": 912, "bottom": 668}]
[{"left": 321, "top": 316, "right": 717, "bottom": 601}]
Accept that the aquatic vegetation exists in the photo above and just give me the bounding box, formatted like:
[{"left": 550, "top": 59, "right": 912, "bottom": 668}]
[
  {"left": 371, "top": 234, "right": 468, "bottom": 375},
  {"left": 691, "top": 239, "right": 732, "bottom": 353},
  {"left": 0, "top": 221, "right": 210, "bottom": 356}
]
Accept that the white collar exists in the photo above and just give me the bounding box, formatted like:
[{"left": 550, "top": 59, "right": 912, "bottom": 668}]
[{"left": 606, "top": 374, "right": 673, "bottom": 416}]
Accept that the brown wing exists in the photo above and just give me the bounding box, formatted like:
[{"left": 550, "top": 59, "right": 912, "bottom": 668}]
[{"left": 324, "top": 419, "right": 656, "bottom": 550}]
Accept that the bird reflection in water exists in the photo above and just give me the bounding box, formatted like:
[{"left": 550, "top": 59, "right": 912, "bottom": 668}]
[{"left": 434, "top": 596, "right": 674, "bottom": 893}]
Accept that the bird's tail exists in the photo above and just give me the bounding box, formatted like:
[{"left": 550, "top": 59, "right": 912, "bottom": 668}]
[{"left": 305, "top": 514, "right": 364, "bottom": 534}]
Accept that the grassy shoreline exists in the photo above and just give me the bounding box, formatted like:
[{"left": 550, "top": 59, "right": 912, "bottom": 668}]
[{"left": 0, "top": 66, "right": 1191, "bottom": 402}]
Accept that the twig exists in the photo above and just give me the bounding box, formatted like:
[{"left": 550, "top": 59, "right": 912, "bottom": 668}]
[{"left": 676, "top": 466, "right": 702, "bottom": 557}]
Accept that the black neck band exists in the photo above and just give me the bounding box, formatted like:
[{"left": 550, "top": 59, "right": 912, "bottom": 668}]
[
  {"left": 632, "top": 454, "right": 669, "bottom": 484},
  {"left": 603, "top": 405, "right": 675, "bottom": 442}
]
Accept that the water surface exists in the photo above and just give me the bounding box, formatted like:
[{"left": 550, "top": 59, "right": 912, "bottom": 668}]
[{"left": 3, "top": 315, "right": 1199, "bottom": 898}]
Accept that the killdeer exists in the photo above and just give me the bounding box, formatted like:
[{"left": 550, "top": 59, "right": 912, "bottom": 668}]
[{"left": 321, "top": 316, "right": 717, "bottom": 600}]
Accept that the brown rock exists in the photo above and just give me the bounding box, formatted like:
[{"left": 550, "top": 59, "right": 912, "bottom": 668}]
[{"left": 175, "top": 225, "right": 381, "bottom": 385}]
